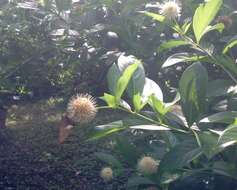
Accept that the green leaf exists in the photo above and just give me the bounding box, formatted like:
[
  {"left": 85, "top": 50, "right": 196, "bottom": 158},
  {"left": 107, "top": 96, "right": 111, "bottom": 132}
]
[
  {"left": 141, "top": 11, "right": 165, "bottom": 22},
  {"left": 182, "top": 21, "right": 192, "bottom": 34},
  {"left": 207, "top": 80, "right": 234, "bottom": 97},
  {"left": 162, "top": 53, "right": 207, "bottom": 68},
  {"left": 159, "top": 140, "right": 202, "bottom": 172},
  {"left": 212, "top": 161, "right": 237, "bottom": 179},
  {"left": 95, "top": 152, "right": 122, "bottom": 169},
  {"left": 119, "top": 99, "right": 131, "bottom": 110},
  {"left": 115, "top": 62, "right": 139, "bottom": 102},
  {"left": 127, "top": 64, "right": 146, "bottom": 98},
  {"left": 130, "top": 125, "right": 170, "bottom": 131},
  {"left": 133, "top": 93, "right": 146, "bottom": 112},
  {"left": 117, "top": 55, "right": 145, "bottom": 98},
  {"left": 55, "top": 0, "right": 72, "bottom": 11},
  {"left": 150, "top": 95, "right": 170, "bottom": 116},
  {"left": 215, "top": 55, "right": 237, "bottom": 80},
  {"left": 223, "top": 35, "right": 237, "bottom": 54},
  {"left": 158, "top": 40, "right": 189, "bottom": 53},
  {"left": 88, "top": 121, "right": 126, "bottom": 140},
  {"left": 115, "top": 136, "right": 140, "bottom": 167},
  {"left": 127, "top": 176, "right": 155, "bottom": 187},
  {"left": 193, "top": 0, "right": 223, "bottom": 43},
  {"left": 197, "top": 132, "right": 220, "bottom": 159},
  {"left": 107, "top": 64, "right": 121, "bottom": 95},
  {"left": 199, "top": 111, "right": 237, "bottom": 124},
  {"left": 218, "top": 124, "right": 237, "bottom": 146},
  {"left": 142, "top": 78, "right": 163, "bottom": 102},
  {"left": 101, "top": 93, "right": 117, "bottom": 108},
  {"left": 202, "top": 23, "right": 224, "bottom": 36},
  {"left": 179, "top": 62, "right": 208, "bottom": 126}
]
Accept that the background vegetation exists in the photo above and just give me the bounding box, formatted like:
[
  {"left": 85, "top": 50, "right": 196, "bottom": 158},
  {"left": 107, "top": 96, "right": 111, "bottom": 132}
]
[{"left": 1, "top": 0, "right": 237, "bottom": 189}]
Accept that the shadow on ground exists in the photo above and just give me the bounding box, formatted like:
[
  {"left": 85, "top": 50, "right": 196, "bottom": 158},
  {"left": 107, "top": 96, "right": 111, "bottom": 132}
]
[{"left": 0, "top": 98, "right": 126, "bottom": 190}]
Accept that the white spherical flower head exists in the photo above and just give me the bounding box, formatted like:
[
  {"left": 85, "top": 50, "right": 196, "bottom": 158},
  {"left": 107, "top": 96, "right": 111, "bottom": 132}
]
[
  {"left": 159, "top": 1, "right": 181, "bottom": 20},
  {"left": 138, "top": 156, "right": 158, "bottom": 175},
  {"left": 67, "top": 94, "right": 97, "bottom": 124},
  {"left": 100, "top": 167, "right": 113, "bottom": 182}
]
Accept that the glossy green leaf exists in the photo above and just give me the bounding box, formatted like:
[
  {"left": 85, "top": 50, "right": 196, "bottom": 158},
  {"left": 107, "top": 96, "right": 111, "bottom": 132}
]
[
  {"left": 162, "top": 53, "right": 207, "bottom": 68},
  {"left": 158, "top": 40, "right": 189, "bottom": 53},
  {"left": 215, "top": 55, "right": 237, "bottom": 80},
  {"left": 127, "top": 63, "right": 146, "bottom": 98},
  {"left": 223, "top": 35, "right": 237, "bottom": 54},
  {"left": 130, "top": 125, "right": 170, "bottom": 131},
  {"left": 207, "top": 80, "right": 234, "bottom": 97},
  {"left": 115, "top": 62, "right": 139, "bottom": 102},
  {"left": 88, "top": 121, "right": 126, "bottom": 140},
  {"left": 107, "top": 64, "right": 121, "bottom": 95},
  {"left": 179, "top": 62, "right": 208, "bottom": 126},
  {"left": 141, "top": 11, "right": 165, "bottom": 22},
  {"left": 117, "top": 55, "right": 145, "bottom": 98},
  {"left": 101, "top": 93, "right": 117, "bottom": 108},
  {"left": 159, "top": 140, "right": 202, "bottom": 172},
  {"left": 142, "top": 78, "right": 163, "bottom": 102},
  {"left": 199, "top": 111, "right": 237, "bottom": 124},
  {"left": 218, "top": 124, "right": 237, "bottom": 146},
  {"left": 202, "top": 23, "right": 224, "bottom": 36},
  {"left": 182, "top": 21, "right": 192, "bottom": 34},
  {"left": 197, "top": 132, "right": 220, "bottom": 159},
  {"left": 150, "top": 95, "right": 170, "bottom": 116},
  {"left": 193, "top": 0, "right": 223, "bottom": 43},
  {"left": 212, "top": 161, "right": 237, "bottom": 179},
  {"left": 133, "top": 93, "right": 146, "bottom": 113}
]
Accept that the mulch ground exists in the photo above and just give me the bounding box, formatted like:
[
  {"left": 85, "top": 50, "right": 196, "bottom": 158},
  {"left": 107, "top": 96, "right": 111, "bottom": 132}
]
[{"left": 0, "top": 98, "right": 126, "bottom": 190}]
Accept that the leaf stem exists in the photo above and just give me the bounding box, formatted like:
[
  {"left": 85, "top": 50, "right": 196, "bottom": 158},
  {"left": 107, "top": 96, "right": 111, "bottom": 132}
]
[{"left": 115, "top": 107, "right": 188, "bottom": 133}]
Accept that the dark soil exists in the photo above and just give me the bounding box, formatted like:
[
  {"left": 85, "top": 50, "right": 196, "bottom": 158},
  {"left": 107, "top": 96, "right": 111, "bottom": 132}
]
[{"left": 0, "top": 98, "right": 126, "bottom": 190}]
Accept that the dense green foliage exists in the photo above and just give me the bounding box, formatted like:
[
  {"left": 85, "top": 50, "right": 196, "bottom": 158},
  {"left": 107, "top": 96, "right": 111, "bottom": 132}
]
[{"left": 1, "top": 0, "right": 237, "bottom": 189}]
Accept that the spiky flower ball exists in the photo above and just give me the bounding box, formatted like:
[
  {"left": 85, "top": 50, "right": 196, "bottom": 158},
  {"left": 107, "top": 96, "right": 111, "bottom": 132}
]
[
  {"left": 100, "top": 167, "right": 113, "bottom": 182},
  {"left": 137, "top": 156, "right": 158, "bottom": 175},
  {"left": 67, "top": 94, "right": 97, "bottom": 124},
  {"left": 159, "top": 1, "right": 181, "bottom": 20}
]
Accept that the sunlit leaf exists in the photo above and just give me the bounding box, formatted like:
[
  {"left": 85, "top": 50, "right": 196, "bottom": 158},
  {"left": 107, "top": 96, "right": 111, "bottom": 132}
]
[
  {"left": 89, "top": 121, "right": 126, "bottom": 140},
  {"left": 107, "top": 64, "right": 121, "bottom": 95},
  {"left": 115, "top": 62, "right": 139, "bottom": 102},
  {"left": 142, "top": 78, "right": 163, "bottom": 102},
  {"left": 199, "top": 111, "right": 237, "bottom": 124},
  {"left": 223, "top": 35, "right": 237, "bottom": 54},
  {"left": 130, "top": 125, "right": 170, "bottom": 131},
  {"left": 158, "top": 40, "right": 189, "bottom": 53},
  {"left": 141, "top": 11, "right": 165, "bottom": 22},
  {"left": 193, "top": 0, "right": 223, "bottom": 43},
  {"left": 101, "top": 93, "right": 117, "bottom": 108},
  {"left": 162, "top": 53, "right": 207, "bottom": 68}
]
